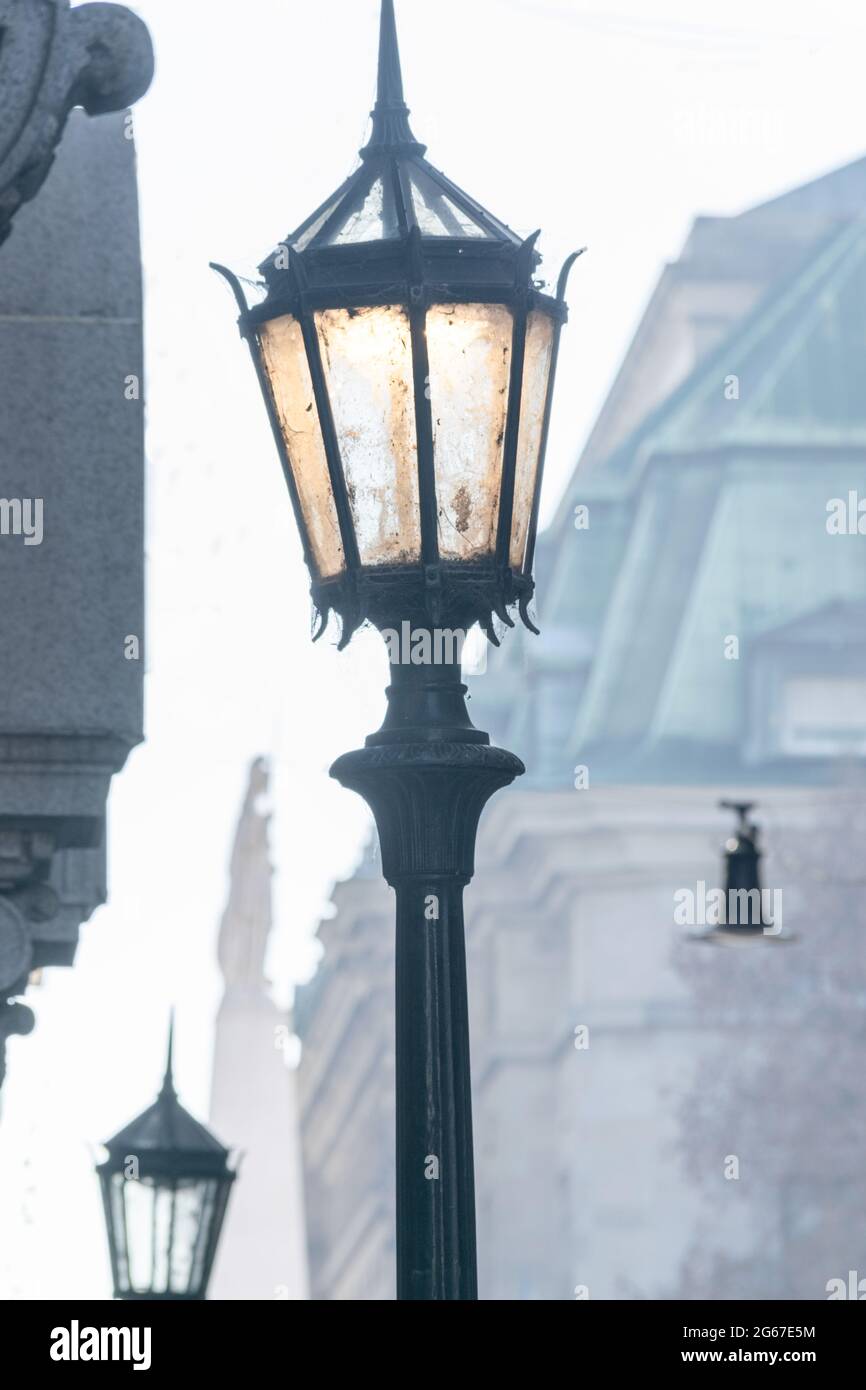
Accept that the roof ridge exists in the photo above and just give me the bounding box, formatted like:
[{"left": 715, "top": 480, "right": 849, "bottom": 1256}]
[
  {"left": 574, "top": 219, "right": 865, "bottom": 495},
  {"left": 738, "top": 151, "right": 866, "bottom": 222}
]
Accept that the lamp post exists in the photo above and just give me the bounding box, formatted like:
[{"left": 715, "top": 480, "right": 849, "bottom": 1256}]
[
  {"left": 96, "top": 1023, "right": 236, "bottom": 1300},
  {"left": 213, "top": 0, "right": 578, "bottom": 1300},
  {"left": 721, "top": 801, "right": 765, "bottom": 939},
  {"left": 693, "top": 801, "right": 793, "bottom": 946}
]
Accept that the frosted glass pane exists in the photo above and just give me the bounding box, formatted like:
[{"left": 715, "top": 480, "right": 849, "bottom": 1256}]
[
  {"left": 189, "top": 1182, "right": 219, "bottom": 1291},
  {"left": 510, "top": 311, "right": 555, "bottom": 569},
  {"left": 170, "top": 1180, "right": 210, "bottom": 1294},
  {"left": 328, "top": 179, "right": 396, "bottom": 245},
  {"left": 293, "top": 195, "right": 342, "bottom": 251},
  {"left": 123, "top": 1179, "right": 157, "bottom": 1293},
  {"left": 413, "top": 196, "right": 451, "bottom": 237},
  {"left": 427, "top": 304, "right": 513, "bottom": 560},
  {"left": 109, "top": 1175, "right": 131, "bottom": 1292},
  {"left": 316, "top": 307, "right": 421, "bottom": 566},
  {"left": 439, "top": 196, "right": 490, "bottom": 239},
  {"left": 410, "top": 169, "right": 490, "bottom": 238},
  {"left": 258, "top": 315, "right": 346, "bottom": 580},
  {"left": 151, "top": 1184, "right": 174, "bottom": 1293}
]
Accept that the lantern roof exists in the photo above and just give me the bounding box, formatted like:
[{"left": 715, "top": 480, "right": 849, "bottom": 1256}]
[
  {"left": 101, "top": 1019, "right": 232, "bottom": 1178},
  {"left": 262, "top": 0, "right": 523, "bottom": 267}
]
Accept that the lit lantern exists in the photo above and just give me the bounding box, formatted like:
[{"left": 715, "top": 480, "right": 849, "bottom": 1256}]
[
  {"left": 213, "top": 0, "right": 581, "bottom": 1303},
  {"left": 213, "top": 0, "right": 579, "bottom": 647}
]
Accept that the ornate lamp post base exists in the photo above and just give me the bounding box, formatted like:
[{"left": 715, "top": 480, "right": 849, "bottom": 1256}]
[{"left": 332, "top": 654, "right": 523, "bottom": 1300}]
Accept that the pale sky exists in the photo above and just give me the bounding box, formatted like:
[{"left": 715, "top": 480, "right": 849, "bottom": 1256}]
[{"left": 1, "top": 0, "right": 864, "bottom": 1299}]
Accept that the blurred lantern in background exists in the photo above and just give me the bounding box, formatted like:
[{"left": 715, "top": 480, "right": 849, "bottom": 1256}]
[
  {"left": 96, "top": 1022, "right": 236, "bottom": 1300},
  {"left": 692, "top": 801, "right": 794, "bottom": 947}
]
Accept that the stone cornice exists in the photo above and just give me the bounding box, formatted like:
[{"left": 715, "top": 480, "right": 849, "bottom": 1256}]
[{"left": 0, "top": 732, "right": 135, "bottom": 765}]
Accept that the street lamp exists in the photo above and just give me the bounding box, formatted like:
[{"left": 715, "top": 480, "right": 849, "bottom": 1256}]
[
  {"left": 693, "top": 801, "right": 792, "bottom": 946},
  {"left": 96, "top": 1023, "right": 236, "bottom": 1300},
  {"left": 213, "top": 0, "right": 578, "bottom": 1300}
]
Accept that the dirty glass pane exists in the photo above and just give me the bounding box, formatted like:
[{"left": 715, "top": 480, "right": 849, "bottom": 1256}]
[
  {"left": 169, "top": 1179, "right": 212, "bottom": 1294},
  {"left": 315, "top": 306, "right": 421, "bottom": 566},
  {"left": 327, "top": 178, "right": 397, "bottom": 245},
  {"left": 410, "top": 168, "right": 490, "bottom": 238},
  {"left": 427, "top": 303, "right": 513, "bottom": 560},
  {"left": 108, "top": 1174, "right": 131, "bottom": 1291},
  {"left": 510, "top": 311, "right": 556, "bottom": 569},
  {"left": 293, "top": 194, "right": 343, "bottom": 251},
  {"left": 122, "top": 1177, "right": 160, "bottom": 1293},
  {"left": 258, "top": 314, "right": 346, "bottom": 580}
]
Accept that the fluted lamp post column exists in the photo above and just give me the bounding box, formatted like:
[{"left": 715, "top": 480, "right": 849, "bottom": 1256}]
[{"left": 213, "top": 0, "right": 579, "bottom": 1300}]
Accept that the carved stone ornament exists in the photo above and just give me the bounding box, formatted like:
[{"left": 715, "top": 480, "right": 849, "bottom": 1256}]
[
  {"left": 0, "top": 0, "right": 154, "bottom": 245},
  {"left": 0, "top": 896, "right": 35, "bottom": 1088}
]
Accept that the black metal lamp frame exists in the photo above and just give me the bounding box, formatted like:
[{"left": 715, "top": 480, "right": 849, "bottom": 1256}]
[
  {"left": 97, "top": 1159, "right": 234, "bottom": 1303},
  {"left": 96, "top": 1026, "right": 236, "bottom": 1302},
  {"left": 213, "top": 240, "right": 578, "bottom": 647},
  {"left": 212, "top": 0, "right": 579, "bottom": 1301},
  {"left": 211, "top": 0, "right": 580, "bottom": 648}
]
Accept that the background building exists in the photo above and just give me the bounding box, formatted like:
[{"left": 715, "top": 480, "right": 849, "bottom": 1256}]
[{"left": 294, "top": 154, "right": 866, "bottom": 1299}]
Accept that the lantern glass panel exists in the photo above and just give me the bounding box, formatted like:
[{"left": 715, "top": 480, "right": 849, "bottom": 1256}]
[
  {"left": 510, "top": 310, "right": 556, "bottom": 569},
  {"left": 316, "top": 305, "right": 422, "bottom": 566},
  {"left": 107, "top": 1169, "right": 130, "bottom": 1291},
  {"left": 427, "top": 303, "right": 513, "bottom": 561},
  {"left": 107, "top": 1173, "right": 220, "bottom": 1297},
  {"left": 327, "top": 178, "right": 399, "bottom": 245},
  {"left": 170, "top": 1178, "right": 220, "bottom": 1293},
  {"left": 294, "top": 193, "right": 344, "bottom": 252},
  {"left": 258, "top": 314, "right": 346, "bottom": 580},
  {"left": 409, "top": 168, "right": 491, "bottom": 239}
]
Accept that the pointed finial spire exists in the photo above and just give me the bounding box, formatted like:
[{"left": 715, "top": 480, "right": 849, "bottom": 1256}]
[
  {"left": 361, "top": 0, "right": 426, "bottom": 159},
  {"left": 376, "top": 0, "right": 405, "bottom": 108},
  {"left": 160, "top": 1010, "right": 176, "bottom": 1097}
]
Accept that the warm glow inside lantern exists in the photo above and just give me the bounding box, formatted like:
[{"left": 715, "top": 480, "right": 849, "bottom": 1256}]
[{"left": 213, "top": 0, "right": 580, "bottom": 646}]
